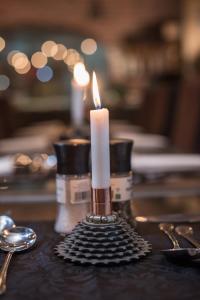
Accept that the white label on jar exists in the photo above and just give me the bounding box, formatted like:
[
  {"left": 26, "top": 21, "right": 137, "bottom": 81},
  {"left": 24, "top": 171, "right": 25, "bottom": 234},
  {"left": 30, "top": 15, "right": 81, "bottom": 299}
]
[
  {"left": 111, "top": 175, "right": 133, "bottom": 202},
  {"left": 56, "top": 177, "right": 68, "bottom": 204},
  {"left": 70, "top": 178, "right": 91, "bottom": 204}
]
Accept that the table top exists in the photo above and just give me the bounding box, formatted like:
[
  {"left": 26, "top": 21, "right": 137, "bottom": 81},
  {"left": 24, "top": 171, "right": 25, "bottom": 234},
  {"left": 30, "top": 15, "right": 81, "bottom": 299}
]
[{"left": 2, "top": 221, "right": 200, "bottom": 300}]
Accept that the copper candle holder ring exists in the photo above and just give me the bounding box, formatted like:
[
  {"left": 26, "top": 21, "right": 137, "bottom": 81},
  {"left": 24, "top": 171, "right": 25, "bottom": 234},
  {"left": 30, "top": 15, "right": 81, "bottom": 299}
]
[{"left": 91, "top": 187, "right": 112, "bottom": 216}]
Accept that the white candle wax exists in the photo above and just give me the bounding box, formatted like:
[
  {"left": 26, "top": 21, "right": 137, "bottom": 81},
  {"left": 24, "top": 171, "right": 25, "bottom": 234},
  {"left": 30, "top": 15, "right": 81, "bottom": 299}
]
[
  {"left": 70, "top": 80, "right": 84, "bottom": 127},
  {"left": 90, "top": 108, "right": 110, "bottom": 189}
]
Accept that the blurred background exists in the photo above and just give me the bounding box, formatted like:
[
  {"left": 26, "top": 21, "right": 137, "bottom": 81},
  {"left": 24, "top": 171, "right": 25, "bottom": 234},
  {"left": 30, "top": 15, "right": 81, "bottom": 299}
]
[{"left": 1, "top": 0, "right": 200, "bottom": 222}]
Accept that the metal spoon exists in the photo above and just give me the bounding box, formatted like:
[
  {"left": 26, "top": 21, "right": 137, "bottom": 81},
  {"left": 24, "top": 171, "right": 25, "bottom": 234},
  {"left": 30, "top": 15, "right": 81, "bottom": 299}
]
[
  {"left": 159, "top": 223, "right": 200, "bottom": 261},
  {"left": 0, "top": 216, "right": 15, "bottom": 234},
  {"left": 175, "top": 226, "right": 200, "bottom": 248},
  {"left": 0, "top": 226, "right": 37, "bottom": 294}
]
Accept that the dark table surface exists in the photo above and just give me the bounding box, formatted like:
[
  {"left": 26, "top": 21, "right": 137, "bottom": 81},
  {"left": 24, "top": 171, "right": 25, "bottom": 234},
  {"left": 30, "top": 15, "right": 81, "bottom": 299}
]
[{"left": 1, "top": 221, "right": 200, "bottom": 300}]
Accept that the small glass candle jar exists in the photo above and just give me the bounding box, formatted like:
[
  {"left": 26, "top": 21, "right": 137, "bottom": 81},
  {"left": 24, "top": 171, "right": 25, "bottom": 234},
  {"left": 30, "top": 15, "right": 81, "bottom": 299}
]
[
  {"left": 110, "top": 139, "right": 133, "bottom": 221},
  {"left": 54, "top": 139, "right": 91, "bottom": 234}
]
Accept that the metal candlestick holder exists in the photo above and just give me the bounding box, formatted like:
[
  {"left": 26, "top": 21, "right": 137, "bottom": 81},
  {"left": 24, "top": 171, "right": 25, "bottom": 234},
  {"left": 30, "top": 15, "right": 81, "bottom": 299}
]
[{"left": 55, "top": 187, "right": 151, "bottom": 265}]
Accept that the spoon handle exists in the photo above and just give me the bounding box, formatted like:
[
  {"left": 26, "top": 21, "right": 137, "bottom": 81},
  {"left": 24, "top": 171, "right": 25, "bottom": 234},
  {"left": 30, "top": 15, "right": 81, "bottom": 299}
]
[
  {"left": 178, "top": 233, "right": 200, "bottom": 249},
  {"left": 0, "top": 251, "right": 13, "bottom": 295},
  {"left": 159, "top": 228, "right": 180, "bottom": 249}
]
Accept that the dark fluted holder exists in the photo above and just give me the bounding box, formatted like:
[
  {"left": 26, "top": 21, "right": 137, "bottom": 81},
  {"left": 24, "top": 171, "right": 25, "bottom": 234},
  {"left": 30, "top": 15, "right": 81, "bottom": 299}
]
[{"left": 55, "top": 213, "right": 151, "bottom": 265}]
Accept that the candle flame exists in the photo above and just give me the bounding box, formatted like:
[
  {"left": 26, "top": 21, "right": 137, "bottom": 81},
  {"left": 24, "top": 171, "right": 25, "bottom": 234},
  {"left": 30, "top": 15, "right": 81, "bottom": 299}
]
[
  {"left": 73, "top": 62, "right": 90, "bottom": 87},
  {"left": 92, "top": 72, "right": 101, "bottom": 109}
]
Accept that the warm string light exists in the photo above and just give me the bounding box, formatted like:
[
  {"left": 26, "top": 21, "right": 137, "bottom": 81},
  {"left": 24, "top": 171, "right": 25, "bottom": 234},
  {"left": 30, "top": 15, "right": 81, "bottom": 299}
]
[
  {"left": 81, "top": 38, "right": 97, "bottom": 55},
  {"left": 41, "top": 41, "right": 82, "bottom": 66},
  {"left": 41, "top": 41, "right": 57, "bottom": 57},
  {"left": 6, "top": 41, "right": 83, "bottom": 69},
  {"left": 53, "top": 44, "right": 67, "bottom": 60},
  {"left": 12, "top": 52, "right": 29, "bottom": 70},
  {"left": 7, "top": 50, "right": 31, "bottom": 75},
  {"left": 31, "top": 51, "right": 47, "bottom": 69},
  {"left": 0, "top": 37, "right": 5, "bottom": 52},
  {"left": 7, "top": 50, "right": 18, "bottom": 65},
  {"left": 92, "top": 72, "right": 101, "bottom": 109},
  {"left": 15, "top": 61, "right": 31, "bottom": 74},
  {"left": 2, "top": 38, "right": 94, "bottom": 85},
  {"left": 64, "top": 49, "right": 80, "bottom": 66}
]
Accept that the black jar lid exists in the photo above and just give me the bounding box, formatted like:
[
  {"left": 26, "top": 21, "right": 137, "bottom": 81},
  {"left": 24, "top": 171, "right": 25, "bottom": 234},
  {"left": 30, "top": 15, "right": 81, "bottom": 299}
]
[
  {"left": 110, "top": 139, "right": 133, "bottom": 173},
  {"left": 54, "top": 139, "right": 90, "bottom": 175}
]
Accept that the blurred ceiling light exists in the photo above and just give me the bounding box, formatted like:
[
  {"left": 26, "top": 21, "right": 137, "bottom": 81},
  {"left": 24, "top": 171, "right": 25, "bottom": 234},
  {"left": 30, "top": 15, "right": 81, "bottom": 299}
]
[
  {"left": 41, "top": 40, "right": 58, "bottom": 57},
  {"left": 64, "top": 49, "right": 80, "bottom": 66},
  {"left": 15, "top": 61, "right": 31, "bottom": 74},
  {"left": 81, "top": 38, "right": 97, "bottom": 55},
  {"left": 73, "top": 62, "right": 90, "bottom": 86},
  {"left": 53, "top": 44, "right": 66, "bottom": 60},
  {"left": 12, "top": 52, "right": 29, "bottom": 70},
  {"left": 7, "top": 50, "right": 19, "bottom": 65},
  {"left": 31, "top": 51, "right": 47, "bottom": 68},
  {"left": 0, "top": 75, "right": 10, "bottom": 91},
  {"left": 0, "top": 37, "right": 5, "bottom": 52},
  {"left": 36, "top": 66, "right": 53, "bottom": 82}
]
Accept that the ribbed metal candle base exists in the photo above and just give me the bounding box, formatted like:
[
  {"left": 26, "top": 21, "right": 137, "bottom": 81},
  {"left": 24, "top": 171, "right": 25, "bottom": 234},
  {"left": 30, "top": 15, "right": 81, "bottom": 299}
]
[{"left": 55, "top": 214, "right": 151, "bottom": 265}]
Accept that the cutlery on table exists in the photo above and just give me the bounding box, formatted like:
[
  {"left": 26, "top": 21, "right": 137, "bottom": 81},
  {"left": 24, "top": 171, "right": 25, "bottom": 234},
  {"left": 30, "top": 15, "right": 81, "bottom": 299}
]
[
  {"left": 175, "top": 226, "right": 200, "bottom": 248},
  {"left": 159, "top": 223, "right": 200, "bottom": 261},
  {"left": 0, "top": 226, "right": 37, "bottom": 295}
]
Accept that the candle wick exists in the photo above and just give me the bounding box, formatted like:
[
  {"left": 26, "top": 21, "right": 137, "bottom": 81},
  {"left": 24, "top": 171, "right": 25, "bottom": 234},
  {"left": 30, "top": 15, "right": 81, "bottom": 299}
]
[{"left": 96, "top": 105, "right": 101, "bottom": 110}]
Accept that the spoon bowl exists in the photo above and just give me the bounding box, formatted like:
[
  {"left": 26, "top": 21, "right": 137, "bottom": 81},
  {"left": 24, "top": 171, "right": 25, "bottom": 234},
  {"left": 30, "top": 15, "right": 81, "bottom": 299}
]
[
  {"left": 0, "top": 226, "right": 36, "bottom": 252},
  {"left": 0, "top": 226, "right": 37, "bottom": 295},
  {"left": 175, "top": 225, "right": 200, "bottom": 249},
  {"left": 0, "top": 216, "right": 15, "bottom": 234},
  {"left": 159, "top": 223, "right": 174, "bottom": 232},
  {"left": 176, "top": 225, "right": 193, "bottom": 236}
]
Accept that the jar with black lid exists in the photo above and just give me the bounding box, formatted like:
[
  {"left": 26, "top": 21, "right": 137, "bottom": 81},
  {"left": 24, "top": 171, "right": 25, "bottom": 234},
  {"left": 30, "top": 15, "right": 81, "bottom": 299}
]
[
  {"left": 110, "top": 139, "right": 133, "bottom": 220},
  {"left": 54, "top": 139, "right": 91, "bottom": 233}
]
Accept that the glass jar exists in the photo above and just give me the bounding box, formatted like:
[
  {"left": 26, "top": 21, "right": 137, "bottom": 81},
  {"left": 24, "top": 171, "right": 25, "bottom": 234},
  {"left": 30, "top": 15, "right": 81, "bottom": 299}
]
[
  {"left": 110, "top": 139, "right": 133, "bottom": 221},
  {"left": 111, "top": 171, "right": 133, "bottom": 219},
  {"left": 54, "top": 139, "right": 91, "bottom": 234}
]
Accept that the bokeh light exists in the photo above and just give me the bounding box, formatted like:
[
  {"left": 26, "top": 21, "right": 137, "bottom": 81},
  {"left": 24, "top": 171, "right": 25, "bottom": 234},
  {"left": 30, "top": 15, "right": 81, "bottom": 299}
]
[
  {"left": 15, "top": 61, "right": 31, "bottom": 74},
  {"left": 73, "top": 62, "right": 90, "bottom": 86},
  {"left": 0, "top": 37, "right": 5, "bottom": 52},
  {"left": 0, "top": 75, "right": 10, "bottom": 91},
  {"left": 36, "top": 66, "right": 53, "bottom": 82},
  {"left": 41, "top": 41, "right": 58, "bottom": 57},
  {"left": 7, "top": 50, "right": 19, "bottom": 65},
  {"left": 64, "top": 49, "right": 80, "bottom": 66},
  {"left": 31, "top": 51, "right": 47, "bottom": 68},
  {"left": 53, "top": 44, "right": 66, "bottom": 60},
  {"left": 81, "top": 38, "right": 97, "bottom": 55},
  {"left": 12, "top": 52, "right": 29, "bottom": 70}
]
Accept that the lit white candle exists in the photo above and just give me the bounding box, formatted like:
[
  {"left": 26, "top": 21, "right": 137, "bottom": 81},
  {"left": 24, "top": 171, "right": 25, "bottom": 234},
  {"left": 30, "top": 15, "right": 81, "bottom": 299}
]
[
  {"left": 70, "top": 63, "right": 90, "bottom": 127},
  {"left": 90, "top": 72, "right": 110, "bottom": 189}
]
